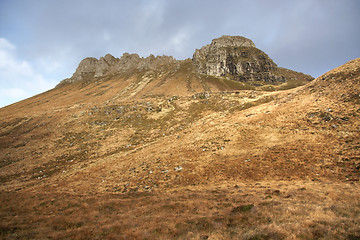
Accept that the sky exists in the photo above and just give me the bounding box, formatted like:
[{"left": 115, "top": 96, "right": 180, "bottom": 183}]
[{"left": 0, "top": 0, "right": 359, "bottom": 108}]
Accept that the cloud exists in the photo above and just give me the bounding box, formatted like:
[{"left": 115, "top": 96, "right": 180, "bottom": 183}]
[
  {"left": 0, "top": 88, "right": 28, "bottom": 100},
  {"left": 0, "top": 38, "right": 57, "bottom": 108}
]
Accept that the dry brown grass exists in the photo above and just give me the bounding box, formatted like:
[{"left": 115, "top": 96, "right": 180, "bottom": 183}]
[
  {"left": 1, "top": 181, "right": 359, "bottom": 239},
  {"left": 1, "top": 59, "right": 359, "bottom": 239}
]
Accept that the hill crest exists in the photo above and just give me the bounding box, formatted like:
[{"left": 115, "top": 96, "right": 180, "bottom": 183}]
[{"left": 57, "top": 35, "right": 313, "bottom": 91}]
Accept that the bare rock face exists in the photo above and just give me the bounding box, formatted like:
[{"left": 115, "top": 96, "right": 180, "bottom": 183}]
[
  {"left": 58, "top": 53, "right": 177, "bottom": 85},
  {"left": 58, "top": 35, "right": 312, "bottom": 88},
  {"left": 70, "top": 57, "right": 99, "bottom": 82},
  {"left": 193, "top": 35, "right": 284, "bottom": 84},
  {"left": 94, "top": 54, "right": 119, "bottom": 77}
]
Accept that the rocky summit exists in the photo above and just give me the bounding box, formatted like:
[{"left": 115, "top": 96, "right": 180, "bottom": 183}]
[
  {"left": 193, "top": 35, "right": 304, "bottom": 84},
  {"left": 58, "top": 35, "right": 313, "bottom": 89},
  {"left": 58, "top": 53, "right": 178, "bottom": 86}
]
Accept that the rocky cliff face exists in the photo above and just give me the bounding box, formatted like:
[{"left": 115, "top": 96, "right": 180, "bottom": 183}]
[
  {"left": 58, "top": 35, "right": 313, "bottom": 88},
  {"left": 193, "top": 35, "right": 287, "bottom": 84},
  {"left": 58, "top": 53, "right": 177, "bottom": 85}
]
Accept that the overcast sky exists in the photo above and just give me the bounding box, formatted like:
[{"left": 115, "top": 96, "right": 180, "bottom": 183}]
[{"left": 0, "top": 0, "right": 359, "bottom": 108}]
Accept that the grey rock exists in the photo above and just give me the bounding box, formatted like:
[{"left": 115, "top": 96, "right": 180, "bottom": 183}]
[
  {"left": 94, "top": 54, "right": 119, "bottom": 77},
  {"left": 193, "top": 35, "right": 284, "bottom": 84},
  {"left": 56, "top": 35, "right": 313, "bottom": 87},
  {"left": 174, "top": 166, "right": 183, "bottom": 172},
  {"left": 71, "top": 57, "right": 99, "bottom": 82},
  {"left": 57, "top": 53, "right": 178, "bottom": 86}
]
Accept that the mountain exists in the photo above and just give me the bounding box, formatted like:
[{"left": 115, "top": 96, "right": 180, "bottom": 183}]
[
  {"left": 193, "top": 35, "right": 311, "bottom": 84},
  {"left": 0, "top": 35, "right": 359, "bottom": 239},
  {"left": 56, "top": 35, "right": 313, "bottom": 95}
]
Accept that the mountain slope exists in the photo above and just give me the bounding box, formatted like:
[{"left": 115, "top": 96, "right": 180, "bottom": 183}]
[{"left": 0, "top": 44, "right": 359, "bottom": 239}]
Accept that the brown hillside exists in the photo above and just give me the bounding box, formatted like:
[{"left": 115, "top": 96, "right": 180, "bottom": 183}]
[{"left": 0, "top": 56, "right": 359, "bottom": 239}]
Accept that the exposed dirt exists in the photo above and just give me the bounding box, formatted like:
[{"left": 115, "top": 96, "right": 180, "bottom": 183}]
[{"left": 0, "top": 58, "right": 359, "bottom": 239}]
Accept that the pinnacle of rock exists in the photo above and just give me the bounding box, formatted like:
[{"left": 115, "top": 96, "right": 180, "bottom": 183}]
[{"left": 192, "top": 35, "right": 282, "bottom": 83}]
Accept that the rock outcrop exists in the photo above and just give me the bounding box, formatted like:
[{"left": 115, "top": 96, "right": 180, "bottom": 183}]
[
  {"left": 193, "top": 35, "right": 291, "bottom": 84},
  {"left": 58, "top": 53, "right": 177, "bottom": 85},
  {"left": 58, "top": 35, "right": 313, "bottom": 88}
]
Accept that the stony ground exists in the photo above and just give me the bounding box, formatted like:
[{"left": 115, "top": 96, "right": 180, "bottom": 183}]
[{"left": 0, "top": 59, "right": 359, "bottom": 239}]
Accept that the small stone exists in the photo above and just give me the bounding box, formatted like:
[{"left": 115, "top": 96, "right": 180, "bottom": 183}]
[
  {"left": 273, "top": 190, "right": 281, "bottom": 195},
  {"left": 174, "top": 166, "right": 183, "bottom": 172}
]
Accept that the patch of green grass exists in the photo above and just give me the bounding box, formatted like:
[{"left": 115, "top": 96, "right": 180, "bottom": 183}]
[
  {"left": 204, "top": 75, "right": 255, "bottom": 91},
  {"left": 231, "top": 204, "right": 254, "bottom": 214},
  {"left": 260, "top": 85, "right": 276, "bottom": 92},
  {"left": 278, "top": 79, "right": 308, "bottom": 90}
]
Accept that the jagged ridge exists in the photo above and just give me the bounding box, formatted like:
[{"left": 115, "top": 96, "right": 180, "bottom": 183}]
[
  {"left": 57, "top": 35, "right": 313, "bottom": 89},
  {"left": 57, "top": 53, "right": 178, "bottom": 87}
]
